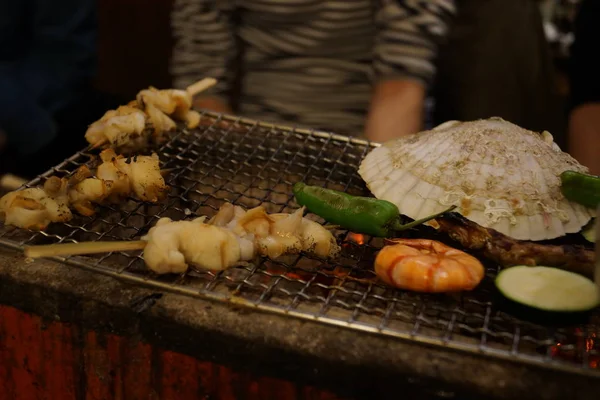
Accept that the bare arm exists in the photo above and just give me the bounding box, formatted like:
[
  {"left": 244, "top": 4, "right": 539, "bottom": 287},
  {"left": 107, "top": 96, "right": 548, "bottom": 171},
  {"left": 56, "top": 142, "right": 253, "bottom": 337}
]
[
  {"left": 364, "top": 80, "right": 425, "bottom": 142},
  {"left": 568, "top": 104, "right": 600, "bottom": 175},
  {"left": 365, "top": 0, "right": 456, "bottom": 143},
  {"left": 567, "top": 0, "right": 600, "bottom": 174}
]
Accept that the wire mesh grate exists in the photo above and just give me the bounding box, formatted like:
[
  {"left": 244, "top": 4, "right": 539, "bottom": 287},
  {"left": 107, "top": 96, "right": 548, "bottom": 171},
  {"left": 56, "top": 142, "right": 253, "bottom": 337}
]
[{"left": 1, "top": 113, "right": 599, "bottom": 375}]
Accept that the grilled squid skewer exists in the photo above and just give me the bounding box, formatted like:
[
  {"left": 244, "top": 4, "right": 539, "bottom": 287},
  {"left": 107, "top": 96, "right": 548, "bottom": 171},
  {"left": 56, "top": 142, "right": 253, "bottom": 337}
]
[
  {"left": 0, "top": 149, "right": 170, "bottom": 230},
  {"left": 209, "top": 203, "right": 340, "bottom": 260},
  {"left": 0, "top": 176, "right": 72, "bottom": 231},
  {"left": 23, "top": 205, "right": 340, "bottom": 274},
  {"left": 85, "top": 105, "right": 148, "bottom": 150},
  {"left": 142, "top": 216, "right": 256, "bottom": 274},
  {"left": 68, "top": 149, "right": 169, "bottom": 216},
  {"left": 85, "top": 77, "right": 217, "bottom": 151}
]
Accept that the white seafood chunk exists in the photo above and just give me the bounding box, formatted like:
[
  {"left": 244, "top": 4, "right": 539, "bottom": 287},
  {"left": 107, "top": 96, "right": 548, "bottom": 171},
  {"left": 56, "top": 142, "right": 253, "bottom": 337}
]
[{"left": 142, "top": 217, "right": 254, "bottom": 274}]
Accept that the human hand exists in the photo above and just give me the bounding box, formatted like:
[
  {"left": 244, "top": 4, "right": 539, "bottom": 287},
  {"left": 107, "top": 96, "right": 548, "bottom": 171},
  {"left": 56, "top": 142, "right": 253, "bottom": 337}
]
[{"left": 364, "top": 80, "right": 425, "bottom": 143}]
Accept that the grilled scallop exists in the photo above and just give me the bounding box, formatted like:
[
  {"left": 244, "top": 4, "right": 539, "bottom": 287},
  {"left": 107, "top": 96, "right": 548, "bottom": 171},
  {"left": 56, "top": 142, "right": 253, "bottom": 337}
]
[{"left": 359, "top": 117, "right": 595, "bottom": 241}]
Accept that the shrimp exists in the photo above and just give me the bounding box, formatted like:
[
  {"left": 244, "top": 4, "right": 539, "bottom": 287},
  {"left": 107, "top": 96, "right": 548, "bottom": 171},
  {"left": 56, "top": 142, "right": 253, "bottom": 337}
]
[{"left": 374, "top": 239, "right": 485, "bottom": 293}]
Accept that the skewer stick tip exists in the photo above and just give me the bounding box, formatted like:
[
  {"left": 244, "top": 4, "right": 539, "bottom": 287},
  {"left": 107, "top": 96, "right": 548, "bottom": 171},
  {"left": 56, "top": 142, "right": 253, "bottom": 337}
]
[
  {"left": 160, "top": 168, "right": 175, "bottom": 177},
  {"left": 186, "top": 77, "right": 218, "bottom": 97},
  {"left": 0, "top": 174, "right": 28, "bottom": 192},
  {"left": 91, "top": 139, "right": 109, "bottom": 150}
]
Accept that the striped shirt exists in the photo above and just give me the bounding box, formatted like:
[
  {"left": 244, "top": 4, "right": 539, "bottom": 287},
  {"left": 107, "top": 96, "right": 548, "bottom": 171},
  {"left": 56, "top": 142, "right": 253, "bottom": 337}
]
[{"left": 170, "top": 0, "right": 455, "bottom": 135}]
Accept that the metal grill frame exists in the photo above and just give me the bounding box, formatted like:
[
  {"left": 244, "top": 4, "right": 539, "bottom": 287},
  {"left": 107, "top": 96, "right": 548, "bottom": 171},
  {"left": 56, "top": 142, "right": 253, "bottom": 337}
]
[{"left": 0, "top": 111, "right": 598, "bottom": 378}]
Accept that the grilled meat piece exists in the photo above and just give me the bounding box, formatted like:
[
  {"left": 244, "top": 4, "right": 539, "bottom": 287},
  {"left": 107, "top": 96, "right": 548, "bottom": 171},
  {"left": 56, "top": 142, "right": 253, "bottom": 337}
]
[{"left": 435, "top": 213, "right": 595, "bottom": 277}]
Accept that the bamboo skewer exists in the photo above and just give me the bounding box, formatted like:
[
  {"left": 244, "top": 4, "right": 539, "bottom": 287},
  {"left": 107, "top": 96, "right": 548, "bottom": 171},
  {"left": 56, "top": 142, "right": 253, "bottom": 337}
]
[
  {"left": 160, "top": 168, "right": 175, "bottom": 177},
  {"left": 90, "top": 140, "right": 108, "bottom": 150},
  {"left": 186, "top": 77, "right": 217, "bottom": 96},
  {"left": 24, "top": 240, "right": 147, "bottom": 259},
  {"left": 0, "top": 174, "right": 28, "bottom": 192}
]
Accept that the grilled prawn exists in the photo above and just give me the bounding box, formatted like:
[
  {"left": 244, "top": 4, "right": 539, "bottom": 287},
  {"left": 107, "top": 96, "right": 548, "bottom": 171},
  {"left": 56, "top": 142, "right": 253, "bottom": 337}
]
[{"left": 374, "top": 239, "right": 485, "bottom": 293}]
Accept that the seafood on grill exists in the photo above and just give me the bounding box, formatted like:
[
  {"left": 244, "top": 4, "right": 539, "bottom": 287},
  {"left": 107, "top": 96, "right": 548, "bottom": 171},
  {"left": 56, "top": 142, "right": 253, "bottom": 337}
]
[
  {"left": 208, "top": 203, "right": 340, "bottom": 259},
  {"left": 137, "top": 87, "right": 201, "bottom": 131},
  {"left": 85, "top": 78, "right": 216, "bottom": 151},
  {"left": 69, "top": 149, "right": 169, "bottom": 216},
  {"left": 435, "top": 212, "right": 596, "bottom": 278},
  {"left": 24, "top": 204, "right": 341, "bottom": 275},
  {"left": 143, "top": 204, "right": 339, "bottom": 274},
  {"left": 374, "top": 238, "right": 485, "bottom": 292},
  {"left": 85, "top": 104, "right": 149, "bottom": 151},
  {"left": 142, "top": 216, "right": 256, "bottom": 274},
  {"left": 0, "top": 176, "right": 72, "bottom": 231},
  {"left": 359, "top": 117, "right": 594, "bottom": 242},
  {"left": 0, "top": 149, "right": 170, "bottom": 230},
  {"left": 97, "top": 149, "right": 169, "bottom": 203},
  {"left": 359, "top": 117, "right": 597, "bottom": 275}
]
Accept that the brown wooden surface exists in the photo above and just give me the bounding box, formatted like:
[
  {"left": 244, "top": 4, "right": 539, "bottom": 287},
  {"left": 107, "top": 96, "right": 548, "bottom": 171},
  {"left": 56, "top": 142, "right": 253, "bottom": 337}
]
[
  {"left": 0, "top": 304, "right": 347, "bottom": 400},
  {"left": 2, "top": 247, "right": 600, "bottom": 400}
]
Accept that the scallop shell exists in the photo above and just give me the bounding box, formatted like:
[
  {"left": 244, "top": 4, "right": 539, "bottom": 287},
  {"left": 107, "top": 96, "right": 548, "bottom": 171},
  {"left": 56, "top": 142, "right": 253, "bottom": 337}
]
[{"left": 358, "top": 117, "right": 595, "bottom": 241}]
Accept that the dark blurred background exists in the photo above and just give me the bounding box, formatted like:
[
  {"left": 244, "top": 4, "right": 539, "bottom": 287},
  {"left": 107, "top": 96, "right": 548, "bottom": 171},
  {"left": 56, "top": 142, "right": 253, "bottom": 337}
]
[
  {"left": 0, "top": 0, "right": 592, "bottom": 181},
  {"left": 95, "top": 0, "right": 174, "bottom": 101},
  {"left": 94, "top": 0, "right": 578, "bottom": 111}
]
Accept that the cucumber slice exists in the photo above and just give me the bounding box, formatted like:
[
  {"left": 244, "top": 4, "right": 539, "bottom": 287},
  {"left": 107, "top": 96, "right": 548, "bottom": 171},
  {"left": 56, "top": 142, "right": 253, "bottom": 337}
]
[
  {"left": 495, "top": 266, "right": 600, "bottom": 313},
  {"left": 581, "top": 219, "right": 596, "bottom": 243}
]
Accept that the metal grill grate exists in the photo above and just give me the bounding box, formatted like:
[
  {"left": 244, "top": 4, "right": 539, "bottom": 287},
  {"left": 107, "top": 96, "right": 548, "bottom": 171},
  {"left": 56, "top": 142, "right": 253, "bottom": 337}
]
[{"left": 1, "top": 113, "right": 599, "bottom": 375}]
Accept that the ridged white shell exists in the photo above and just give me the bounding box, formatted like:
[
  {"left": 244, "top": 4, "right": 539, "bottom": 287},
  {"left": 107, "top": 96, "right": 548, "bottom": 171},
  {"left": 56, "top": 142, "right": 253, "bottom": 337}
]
[{"left": 358, "top": 118, "right": 595, "bottom": 241}]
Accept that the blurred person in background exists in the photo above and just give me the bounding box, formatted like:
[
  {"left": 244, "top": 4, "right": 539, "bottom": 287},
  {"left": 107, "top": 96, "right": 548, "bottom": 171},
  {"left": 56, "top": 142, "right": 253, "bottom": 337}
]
[
  {"left": 171, "top": 1, "right": 561, "bottom": 144},
  {"left": 170, "top": 0, "right": 456, "bottom": 143},
  {"left": 567, "top": 0, "right": 600, "bottom": 175},
  {"left": 0, "top": 0, "right": 98, "bottom": 179}
]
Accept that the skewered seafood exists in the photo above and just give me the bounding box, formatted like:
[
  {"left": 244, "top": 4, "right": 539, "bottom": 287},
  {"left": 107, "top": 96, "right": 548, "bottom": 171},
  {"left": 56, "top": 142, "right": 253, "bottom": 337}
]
[
  {"left": 208, "top": 203, "right": 340, "bottom": 259},
  {"left": 0, "top": 177, "right": 72, "bottom": 231},
  {"left": 84, "top": 105, "right": 148, "bottom": 150},
  {"left": 85, "top": 78, "right": 216, "bottom": 151},
  {"left": 69, "top": 149, "right": 169, "bottom": 216},
  {"left": 137, "top": 87, "right": 201, "bottom": 130},
  {"left": 374, "top": 238, "right": 485, "bottom": 292},
  {"left": 96, "top": 149, "right": 168, "bottom": 202},
  {"left": 0, "top": 150, "right": 170, "bottom": 229},
  {"left": 24, "top": 203, "right": 341, "bottom": 275},
  {"left": 359, "top": 117, "right": 595, "bottom": 241},
  {"left": 143, "top": 216, "right": 255, "bottom": 274},
  {"left": 142, "top": 203, "right": 339, "bottom": 273},
  {"left": 68, "top": 166, "right": 113, "bottom": 216}
]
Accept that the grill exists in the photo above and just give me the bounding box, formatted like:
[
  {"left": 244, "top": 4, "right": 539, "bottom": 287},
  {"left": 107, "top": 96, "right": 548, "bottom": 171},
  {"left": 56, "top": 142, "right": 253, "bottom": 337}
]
[{"left": 1, "top": 112, "right": 599, "bottom": 376}]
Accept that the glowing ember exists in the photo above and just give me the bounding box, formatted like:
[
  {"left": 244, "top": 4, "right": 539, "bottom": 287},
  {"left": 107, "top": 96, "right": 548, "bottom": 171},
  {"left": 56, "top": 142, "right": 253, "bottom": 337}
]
[
  {"left": 550, "top": 330, "right": 599, "bottom": 369},
  {"left": 347, "top": 233, "right": 365, "bottom": 245}
]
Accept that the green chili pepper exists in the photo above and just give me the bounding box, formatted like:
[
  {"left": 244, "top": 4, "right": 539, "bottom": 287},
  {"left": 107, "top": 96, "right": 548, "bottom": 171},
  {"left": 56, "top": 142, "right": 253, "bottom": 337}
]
[
  {"left": 560, "top": 170, "right": 600, "bottom": 209},
  {"left": 292, "top": 182, "right": 456, "bottom": 237}
]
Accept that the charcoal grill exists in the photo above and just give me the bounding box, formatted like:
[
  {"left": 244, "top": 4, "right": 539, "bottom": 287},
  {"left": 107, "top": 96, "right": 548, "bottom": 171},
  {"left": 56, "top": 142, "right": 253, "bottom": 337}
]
[{"left": 1, "top": 112, "right": 599, "bottom": 379}]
